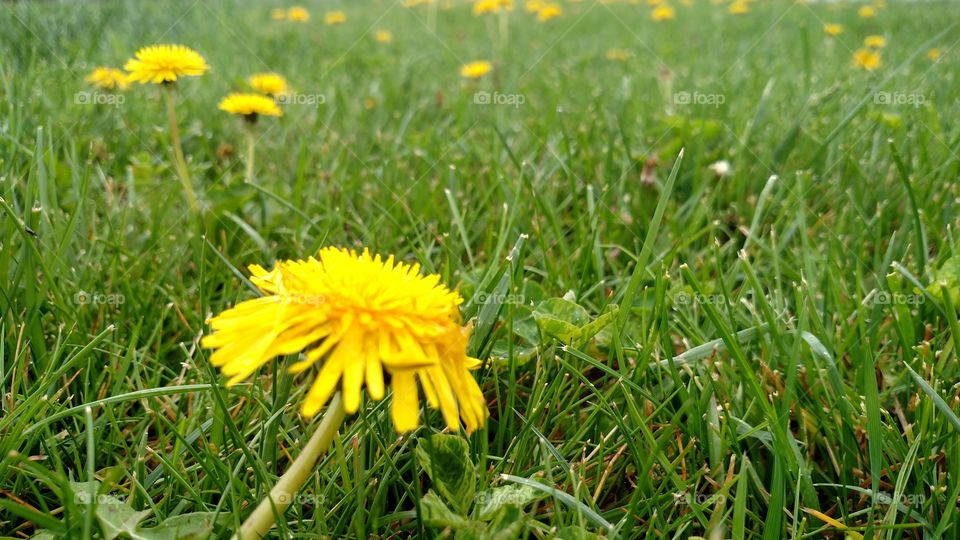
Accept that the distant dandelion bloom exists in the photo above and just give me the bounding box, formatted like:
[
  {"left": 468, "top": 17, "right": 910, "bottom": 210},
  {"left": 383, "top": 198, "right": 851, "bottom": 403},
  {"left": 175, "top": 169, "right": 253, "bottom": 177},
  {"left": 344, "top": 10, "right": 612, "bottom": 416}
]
[
  {"left": 202, "top": 247, "right": 488, "bottom": 434},
  {"left": 270, "top": 8, "right": 286, "bottom": 20},
  {"left": 864, "top": 35, "right": 886, "bottom": 48},
  {"left": 124, "top": 44, "right": 208, "bottom": 84},
  {"left": 473, "top": 0, "right": 501, "bottom": 14},
  {"left": 606, "top": 48, "right": 630, "bottom": 61},
  {"left": 927, "top": 48, "right": 942, "bottom": 62},
  {"left": 651, "top": 5, "right": 675, "bottom": 21},
  {"left": 852, "top": 48, "right": 881, "bottom": 70},
  {"left": 249, "top": 73, "right": 289, "bottom": 96},
  {"left": 218, "top": 92, "right": 283, "bottom": 119},
  {"left": 85, "top": 67, "right": 130, "bottom": 91},
  {"left": 858, "top": 5, "right": 875, "bottom": 18},
  {"left": 324, "top": 11, "right": 347, "bottom": 25},
  {"left": 525, "top": 0, "right": 544, "bottom": 12},
  {"left": 537, "top": 4, "right": 562, "bottom": 20},
  {"left": 460, "top": 60, "right": 493, "bottom": 79},
  {"left": 728, "top": 0, "right": 749, "bottom": 14},
  {"left": 823, "top": 23, "right": 843, "bottom": 37},
  {"left": 374, "top": 30, "right": 393, "bottom": 43},
  {"left": 288, "top": 6, "right": 310, "bottom": 21}
]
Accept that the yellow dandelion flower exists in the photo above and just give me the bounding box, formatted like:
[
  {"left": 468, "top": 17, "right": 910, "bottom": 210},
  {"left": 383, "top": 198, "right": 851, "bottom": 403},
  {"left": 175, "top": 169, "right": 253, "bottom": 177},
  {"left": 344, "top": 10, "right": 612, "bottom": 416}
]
[
  {"left": 85, "top": 67, "right": 130, "bottom": 91},
  {"left": 374, "top": 30, "right": 393, "bottom": 43},
  {"left": 858, "top": 5, "right": 875, "bottom": 18},
  {"left": 864, "top": 35, "right": 886, "bottom": 48},
  {"left": 288, "top": 6, "right": 310, "bottom": 21},
  {"left": 218, "top": 93, "right": 283, "bottom": 118},
  {"left": 324, "top": 11, "right": 347, "bottom": 25},
  {"left": 270, "top": 8, "right": 286, "bottom": 20},
  {"left": 537, "top": 4, "right": 562, "bottom": 20},
  {"left": 474, "top": 0, "right": 501, "bottom": 14},
  {"left": 927, "top": 48, "right": 942, "bottom": 62},
  {"left": 202, "top": 247, "right": 488, "bottom": 434},
  {"left": 460, "top": 60, "right": 493, "bottom": 79},
  {"left": 605, "top": 48, "right": 630, "bottom": 61},
  {"left": 525, "top": 0, "right": 544, "bottom": 12},
  {"left": 248, "top": 73, "right": 289, "bottom": 97},
  {"left": 647, "top": 0, "right": 664, "bottom": 5},
  {"left": 852, "top": 48, "right": 881, "bottom": 71},
  {"left": 728, "top": 0, "right": 749, "bottom": 14},
  {"left": 651, "top": 4, "right": 675, "bottom": 21},
  {"left": 124, "top": 44, "right": 208, "bottom": 84},
  {"left": 823, "top": 23, "right": 843, "bottom": 37}
]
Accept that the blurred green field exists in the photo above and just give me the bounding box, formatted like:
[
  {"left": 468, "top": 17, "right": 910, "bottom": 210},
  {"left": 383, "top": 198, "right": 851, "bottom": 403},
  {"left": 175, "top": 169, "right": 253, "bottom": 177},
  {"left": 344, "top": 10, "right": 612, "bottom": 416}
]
[{"left": 2, "top": 0, "right": 960, "bottom": 537}]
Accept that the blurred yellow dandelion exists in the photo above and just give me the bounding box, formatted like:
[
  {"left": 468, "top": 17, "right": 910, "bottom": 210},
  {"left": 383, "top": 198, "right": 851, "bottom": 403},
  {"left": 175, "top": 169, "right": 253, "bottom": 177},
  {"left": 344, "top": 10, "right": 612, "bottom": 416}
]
[
  {"left": 728, "top": 1, "right": 749, "bottom": 14},
  {"left": 288, "top": 6, "right": 310, "bottom": 21},
  {"left": 474, "top": 0, "right": 501, "bottom": 14},
  {"left": 525, "top": 0, "right": 544, "bottom": 12},
  {"left": 270, "top": 8, "right": 286, "bottom": 20},
  {"left": 218, "top": 93, "right": 283, "bottom": 118},
  {"left": 460, "top": 60, "right": 493, "bottom": 79},
  {"left": 248, "top": 73, "right": 289, "bottom": 97},
  {"left": 852, "top": 48, "right": 881, "bottom": 70},
  {"left": 823, "top": 23, "right": 843, "bottom": 37},
  {"left": 927, "top": 48, "right": 942, "bottom": 62},
  {"left": 374, "top": 30, "right": 393, "bottom": 43},
  {"left": 324, "top": 11, "right": 347, "bottom": 25},
  {"left": 605, "top": 48, "right": 630, "bottom": 61},
  {"left": 537, "top": 4, "right": 562, "bottom": 20},
  {"left": 85, "top": 67, "right": 130, "bottom": 91},
  {"left": 864, "top": 35, "right": 886, "bottom": 48},
  {"left": 202, "top": 247, "right": 488, "bottom": 434},
  {"left": 651, "top": 5, "right": 675, "bottom": 21},
  {"left": 858, "top": 5, "right": 875, "bottom": 18},
  {"left": 124, "top": 44, "right": 208, "bottom": 84}
]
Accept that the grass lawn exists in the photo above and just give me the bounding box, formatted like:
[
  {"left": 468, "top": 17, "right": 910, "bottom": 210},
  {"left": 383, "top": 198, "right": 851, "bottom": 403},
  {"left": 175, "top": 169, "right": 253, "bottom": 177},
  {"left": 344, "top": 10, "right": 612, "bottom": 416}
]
[{"left": 2, "top": 0, "right": 960, "bottom": 537}]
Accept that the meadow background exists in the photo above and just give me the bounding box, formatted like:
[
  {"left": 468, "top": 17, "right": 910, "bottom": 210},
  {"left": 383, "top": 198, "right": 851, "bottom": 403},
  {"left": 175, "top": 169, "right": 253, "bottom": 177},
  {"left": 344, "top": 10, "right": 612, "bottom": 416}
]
[{"left": 2, "top": 0, "right": 960, "bottom": 537}]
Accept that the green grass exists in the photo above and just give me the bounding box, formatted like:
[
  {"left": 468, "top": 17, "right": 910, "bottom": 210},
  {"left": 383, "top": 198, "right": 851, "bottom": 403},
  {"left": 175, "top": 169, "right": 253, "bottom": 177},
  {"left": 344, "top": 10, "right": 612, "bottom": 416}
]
[{"left": 2, "top": 0, "right": 960, "bottom": 537}]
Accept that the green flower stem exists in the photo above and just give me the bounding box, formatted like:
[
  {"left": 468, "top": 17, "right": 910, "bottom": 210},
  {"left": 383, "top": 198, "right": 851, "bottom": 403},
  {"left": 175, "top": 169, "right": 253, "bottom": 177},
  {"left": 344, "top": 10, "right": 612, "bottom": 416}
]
[
  {"left": 163, "top": 85, "right": 200, "bottom": 212},
  {"left": 244, "top": 126, "right": 256, "bottom": 184},
  {"left": 233, "top": 394, "right": 346, "bottom": 540}
]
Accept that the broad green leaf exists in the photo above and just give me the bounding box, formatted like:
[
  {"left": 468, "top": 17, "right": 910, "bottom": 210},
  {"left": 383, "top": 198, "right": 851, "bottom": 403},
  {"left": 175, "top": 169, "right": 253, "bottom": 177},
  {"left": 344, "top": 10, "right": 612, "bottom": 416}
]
[
  {"left": 481, "top": 505, "right": 526, "bottom": 540},
  {"left": 416, "top": 434, "right": 476, "bottom": 514},
  {"left": 420, "top": 491, "right": 471, "bottom": 529},
  {"left": 532, "top": 298, "right": 591, "bottom": 345},
  {"left": 473, "top": 484, "right": 542, "bottom": 521}
]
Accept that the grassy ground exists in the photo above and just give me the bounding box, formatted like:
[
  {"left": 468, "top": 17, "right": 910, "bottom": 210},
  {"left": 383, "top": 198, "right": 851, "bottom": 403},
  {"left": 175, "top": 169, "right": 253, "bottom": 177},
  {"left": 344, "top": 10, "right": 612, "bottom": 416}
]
[{"left": 2, "top": 0, "right": 960, "bottom": 537}]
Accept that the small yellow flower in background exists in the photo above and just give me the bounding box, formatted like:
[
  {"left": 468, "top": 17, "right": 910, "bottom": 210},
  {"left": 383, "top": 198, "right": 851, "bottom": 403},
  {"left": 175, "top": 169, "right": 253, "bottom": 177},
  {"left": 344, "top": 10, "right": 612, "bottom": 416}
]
[
  {"left": 651, "top": 4, "right": 675, "bottom": 21},
  {"left": 325, "top": 11, "right": 347, "bottom": 25},
  {"left": 728, "top": 0, "right": 749, "bottom": 14},
  {"left": 858, "top": 5, "right": 875, "bottom": 18},
  {"left": 374, "top": 30, "right": 393, "bottom": 43},
  {"left": 852, "top": 47, "right": 881, "bottom": 70},
  {"left": 647, "top": 0, "right": 663, "bottom": 5},
  {"left": 927, "top": 48, "right": 942, "bottom": 62},
  {"left": 218, "top": 92, "right": 283, "bottom": 118},
  {"left": 823, "top": 23, "right": 843, "bottom": 37},
  {"left": 525, "top": 0, "right": 544, "bottom": 12},
  {"left": 248, "top": 73, "right": 289, "bottom": 97},
  {"left": 202, "top": 247, "right": 488, "bottom": 434},
  {"left": 460, "top": 60, "right": 493, "bottom": 79},
  {"left": 474, "top": 0, "right": 501, "bottom": 15},
  {"left": 864, "top": 35, "right": 886, "bottom": 48},
  {"left": 537, "top": 4, "right": 562, "bottom": 20},
  {"left": 124, "top": 44, "right": 208, "bottom": 84},
  {"left": 270, "top": 8, "right": 286, "bottom": 20},
  {"left": 606, "top": 48, "right": 630, "bottom": 61},
  {"left": 85, "top": 67, "right": 130, "bottom": 91},
  {"left": 288, "top": 6, "right": 310, "bottom": 21}
]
